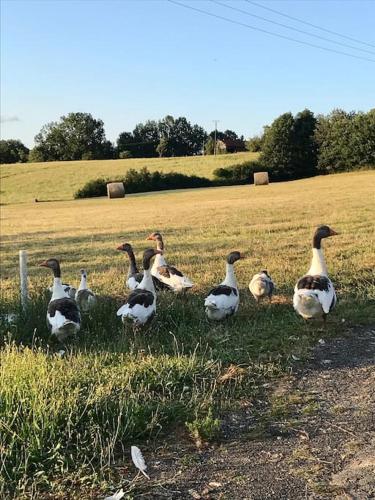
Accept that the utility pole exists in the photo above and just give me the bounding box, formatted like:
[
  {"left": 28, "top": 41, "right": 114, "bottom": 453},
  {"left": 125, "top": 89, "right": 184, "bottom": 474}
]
[{"left": 213, "top": 119, "right": 219, "bottom": 155}]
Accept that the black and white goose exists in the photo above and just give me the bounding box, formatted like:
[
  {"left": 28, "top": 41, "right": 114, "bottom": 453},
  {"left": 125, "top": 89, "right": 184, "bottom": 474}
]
[
  {"left": 204, "top": 251, "right": 242, "bottom": 321},
  {"left": 249, "top": 270, "right": 275, "bottom": 303},
  {"left": 116, "top": 248, "right": 161, "bottom": 326},
  {"left": 293, "top": 225, "right": 338, "bottom": 321},
  {"left": 40, "top": 259, "right": 81, "bottom": 341},
  {"left": 146, "top": 232, "right": 193, "bottom": 292},
  {"left": 117, "top": 243, "right": 144, "bottom": 290},
  {"left": 75, "top": 269, "right": 97, "bottom": 313},
  {"left": 117, "top": 242, "right": 168, "bottom": 291}
]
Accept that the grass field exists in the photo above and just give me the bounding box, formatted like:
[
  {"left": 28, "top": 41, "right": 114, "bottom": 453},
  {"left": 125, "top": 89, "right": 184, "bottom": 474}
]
[
  {"left": 1, "top": 170, "right": 375, "bottom": 498},
  {"left": 0, "top": 152, "right": 258, "bottom": 204}
]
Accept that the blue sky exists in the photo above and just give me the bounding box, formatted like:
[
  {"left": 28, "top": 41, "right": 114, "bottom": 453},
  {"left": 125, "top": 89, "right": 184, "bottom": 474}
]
[{"left": 1, "top": 0, "right": 375, "bottom": 147}]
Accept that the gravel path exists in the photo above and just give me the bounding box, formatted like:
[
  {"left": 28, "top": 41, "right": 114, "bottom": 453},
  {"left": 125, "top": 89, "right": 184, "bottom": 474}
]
[{"left": 122, "top": 326, "right": 375, "bottom": 499}]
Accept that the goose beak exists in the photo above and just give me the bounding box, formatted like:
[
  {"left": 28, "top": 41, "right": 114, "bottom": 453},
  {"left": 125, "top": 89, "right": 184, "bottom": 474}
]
[
  {"left": 116, "top": 245, "right": 124, "bottom": 251},
  {"left": 146, "top": 236, "right": 153, "bottom": 241},
  {"left": 329, "top": 229, "right": 339, "bottom": 236},
  {"left": 39, "top": 260, "right": 49, "bottom": 267}
]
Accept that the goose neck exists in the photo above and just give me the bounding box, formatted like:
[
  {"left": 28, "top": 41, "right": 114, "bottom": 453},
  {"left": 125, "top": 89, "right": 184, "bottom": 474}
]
[
  {"left": 308, "top": 248, "right": 328, "bottom": 276},
  {"left": 78, "top": 275, "right": 87, "bottom": 291},
  {"left": 51, "top": 277, "right": 67, "bottom": 300},
  {"left": 139, "top": 268, "right": 155, "bottom": 293},
  {"left": 126, "top": 250, "right": 138, "bottom": 276},
  {"left": 223, "top": 263, "right": 237, "bottom": 288}
]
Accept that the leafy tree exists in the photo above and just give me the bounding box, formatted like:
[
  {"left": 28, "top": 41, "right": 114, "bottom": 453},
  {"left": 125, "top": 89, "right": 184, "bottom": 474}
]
[
  {"left": 33, "top": 112, "right": 113, "bottom": 161},
  {"left": 0, "top": 139, "right": 29, "bottom": 163},
  {"left": 223, "top": 129, "right": 239, "bottom": 140},
  {"left": 315, "top": 109, "right": 375, "bottom": 172},
  {"left": 116, "top": 131, "right": 135, "bottom": 153},
  {"left": 292, "top": 109, "right": 317, "bottom": 178},
  {"left": 28, "top": 146, "right": 46, "bottom": 163},
  {"left": 260, "top": 110, "right": 317, "bottom": 179},
  {"left": 260, "top": 112, "right": 295, "bottom": 178},
  {"left": 133, "top": 120, "right": 159, "bottom": 143},
  {"left": 158, "top": 116, "right": 207, "bottom": 156},
  {"left": 204, "top": 137, "right": 215, "bottom": 155},
  {"left": 156, "top": 137, "right": 170, "bottom": 157},
  {"left": 246, "top": 135, "right": 263, "bottom": 152}
]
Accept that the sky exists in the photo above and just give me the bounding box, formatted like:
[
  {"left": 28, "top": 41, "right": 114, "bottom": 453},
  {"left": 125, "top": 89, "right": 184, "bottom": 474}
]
[{"left": 1, "top": 0, "right": 375, "bottom": 147}]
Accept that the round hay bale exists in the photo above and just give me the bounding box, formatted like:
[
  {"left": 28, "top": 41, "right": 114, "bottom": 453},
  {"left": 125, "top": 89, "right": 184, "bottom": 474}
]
[
  {"left": 107, "top": 182, "right": 125, "bottom": 199},
  {"left": 253, "top": 172, "right": 269, "bottom": 186}
]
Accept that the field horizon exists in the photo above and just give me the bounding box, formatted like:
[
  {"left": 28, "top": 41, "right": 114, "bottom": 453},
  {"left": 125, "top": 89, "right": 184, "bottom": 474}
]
[{"left": 0, "top": 151, "right": 258, "bottom": 205}]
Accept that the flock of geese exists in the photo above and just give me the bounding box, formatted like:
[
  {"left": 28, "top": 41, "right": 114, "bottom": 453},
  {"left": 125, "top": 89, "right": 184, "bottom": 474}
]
[{"left": 40, "top": 226, "right": 338, "bottom": 342}]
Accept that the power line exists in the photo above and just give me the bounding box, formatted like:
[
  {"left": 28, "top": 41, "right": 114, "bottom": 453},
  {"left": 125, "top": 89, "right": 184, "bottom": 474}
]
[
  {"left": 167, "top": 0, "right": 375, "bottom": 63},
  {"left": 212, "top": 0, "right": 375, "bottom": 56},
  {"left": 245, "top": 0, "right": 375, "bottom": 49}
]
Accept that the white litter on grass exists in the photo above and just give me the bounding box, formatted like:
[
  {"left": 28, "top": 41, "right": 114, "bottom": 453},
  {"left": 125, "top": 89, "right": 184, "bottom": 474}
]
[
  {"left": 104, "top": 489, "right": 125, "bottom": 500},
  {"left": 291, "top": 354, "right": 300, "bottom": 361},
  {"left": 318, "top": 339, "right": 326, "bottom": 345},
  {"left": 56, "top": 350, "right": 66, "bottom": 358},
  {"left": 131, "top": 445, "right": 150, "bottom": 479}
]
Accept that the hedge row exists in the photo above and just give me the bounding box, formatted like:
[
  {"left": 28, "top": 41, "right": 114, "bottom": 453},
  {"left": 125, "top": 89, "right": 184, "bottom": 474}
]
[
  {"left": 74, "top": 159, "right": 304, "bottom": 199},
  {"left": 74, "top": 158, "right": 374, "bottom": 198},
  {"left": 74, "top": 167, "right": 212, "bottom": 198}
]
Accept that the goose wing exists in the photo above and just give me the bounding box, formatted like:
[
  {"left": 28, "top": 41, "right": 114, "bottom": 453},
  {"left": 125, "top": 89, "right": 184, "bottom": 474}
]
[
  {"left": 295, "top": 275, "right": 336, "bottom": 314},
  {"left": 47, "top": 298, "right": 81, "bottom": 330},
  {"left": 156, "top": 265, "right": 193, "bottom": 289},
  {"left": 205, "top": 285, "right": 238, "bottom": 310},
  {"left": 117, "top": 289, "right": 155, "bottom": 323}
]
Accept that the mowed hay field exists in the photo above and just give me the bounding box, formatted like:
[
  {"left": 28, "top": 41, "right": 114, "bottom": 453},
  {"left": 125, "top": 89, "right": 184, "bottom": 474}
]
[
  {"left": 0, "top": 152, "right": 258, "bottom": 204},
  {"left": 1, "top": 170, "right": 375, "bottom": 498}
]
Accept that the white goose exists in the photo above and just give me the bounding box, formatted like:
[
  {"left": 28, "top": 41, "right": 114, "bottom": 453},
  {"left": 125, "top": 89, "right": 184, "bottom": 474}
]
[
  {"left": 146, "top": 232, "right": 193, "bottom": 292},
  {"left": 204, "top": 251, "right": 242, "bottom": 321},
  {"left": 249, "top": 270, "right": 275, "bottom": 303},
  {"left": 40, "top": 259, "right": 81, "bottom": 341},
  {"left": 293, "top": 225, "right": 338, "bottom": 321},
  {"left": 116, "top": 248, "right": 161, "bottom": 326},
  {"left": 75, "top": 269, "right": 97, "bottom": 313}
]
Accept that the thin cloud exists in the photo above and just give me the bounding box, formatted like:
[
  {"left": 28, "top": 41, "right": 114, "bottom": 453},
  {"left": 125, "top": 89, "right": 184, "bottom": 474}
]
[{"left": 1, "top": 115, "right": 20, "bottom": 123}]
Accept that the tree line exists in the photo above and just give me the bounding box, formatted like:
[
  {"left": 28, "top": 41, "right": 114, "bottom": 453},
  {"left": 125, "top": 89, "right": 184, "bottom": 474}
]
[
  {"left": 1, "top": 109, "right": 374, "bottom": 176},
  {"left": 0, "top": 113, "right": 244, "bottom": 164}
]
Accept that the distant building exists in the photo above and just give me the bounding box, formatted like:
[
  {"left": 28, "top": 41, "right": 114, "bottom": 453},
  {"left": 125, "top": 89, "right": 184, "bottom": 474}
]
[{"left": 216, "top": 137, "right": 246, "bottom": 154}]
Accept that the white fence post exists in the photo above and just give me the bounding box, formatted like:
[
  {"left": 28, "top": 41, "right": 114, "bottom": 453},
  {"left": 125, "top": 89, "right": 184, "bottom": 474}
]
[{"left": 19, "top": 250, "right": 28, "bottom": 311}]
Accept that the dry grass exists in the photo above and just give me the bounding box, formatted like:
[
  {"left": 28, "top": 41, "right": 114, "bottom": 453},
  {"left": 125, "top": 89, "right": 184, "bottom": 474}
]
[{"left": 0, "top": 152, "right": 258, "bottom": 204}]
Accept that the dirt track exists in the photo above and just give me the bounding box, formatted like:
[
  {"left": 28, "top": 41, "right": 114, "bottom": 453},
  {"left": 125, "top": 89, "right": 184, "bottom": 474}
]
[{"left": 122, "top": 327, "right": 375, "bottom": 499}]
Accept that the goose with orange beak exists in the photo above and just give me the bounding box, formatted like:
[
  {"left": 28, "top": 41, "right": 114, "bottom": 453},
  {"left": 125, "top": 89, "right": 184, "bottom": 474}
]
[
  {"left": 40, "top": 258, "right": 81, "bottom": 341},
  {"left": 204, "top": 251, "right": 243, "bottom": 321},
  {"left": 146, "top": 232, "right": 193, "bottom": 292},
  {"left": 293, "top": 225, "right": 338, "bottom": 321}
]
